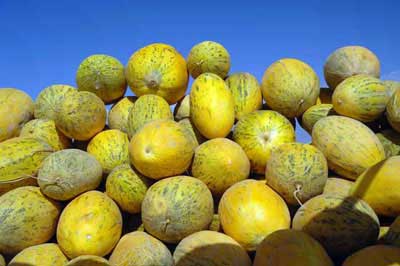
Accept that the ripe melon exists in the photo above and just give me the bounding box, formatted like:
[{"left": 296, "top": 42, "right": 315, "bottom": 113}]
[
  {"left": 57, "top": 191, "right": 122, "bottom": 259},
  {"left": 387, "top": 89, "right": 400, "bottom": 133},
  {"left": 383, "top": 80, "right": 400, "bottom": 98},
  {"left": 0, "top": 186, "right": 60, "bottom": 255},
  {"left": 173, "top": 230, "right": 251, "bottom": 266},
  {"left": 8, "top": 243, "right": 67, "bottom": 266},
  {"left": 253, "top": 229, "right": 334, "bottom": 266},
  {"left": 342, "top": 245, "right": 400, "bottom": 266},
  {"left": 324, "top": 46, "right": 380, "bottom": 89},
  {"left": 225, "top": 72, "right": 262, "bottom": 120},
  {"left": 76, "top": 54, "right": 127, "bottom": 104},
  {"left": 312, "top": 116, "right": 385, "bottom": 180},
  {"left": 351, "top": 156, "right": 400, "bottom": 217},
  {"left": 66, "top": 255, "right": 111, "bottom": 266},
  {"left": 261, "top": 58, "right": 320, "bottom": 118},
  {"left": 0, "top": 88, "right": 34, "bottom": 142},
  {"left": 187, "top": 40, "right": 230, "bottom": 79},
  {"left": 233, "top": 110, "right": 296, "bottom": 174},
  {"left": 125, "top": 43, "right": 188, "bottom": 104},
  {"left": 191, "top": 138, "right": 250, "bottom": 196},
  {"left": 332, "top": 75, "right": 389, "bottom": 122},
  {"left": 265, "top": 143, "right": 328, "bottom": 205},
  {"left": 37, "top": 149, "right": 102, "bottom": 201},
  {"left": 323, "top": 177, "right": 354, "bottom": 197},
  {"left": 141, "top": 176, "right": 214, "bottom": 243},
  {"left": 108, "top": 96, "right": 137, "bottom": 133},
  {"left": 109, "top": 231, "right": 173, "bottom": 266},
  {"left": 292, "top": 194, "right": 380, "bottom": 258},
  {"left": 219, "top": 179, "right": 290, "bottom": 251},
  {"left": 129, "top": 119, "right": 195, "bottom": 179},
  {"left": 190, "top": 72, "right": 235, "bottom": 138},
  {"left": 174, "top": 94, "right": 190, "bottom": 121},
  {"left": 383, "top": 216, "right": 400, "bottom": 247},
  {"left": 301, "top": 103, "right": 334, "bottom": 134},
  {"left": 55, "top": 91, "right": 106, "bottom": 141}
]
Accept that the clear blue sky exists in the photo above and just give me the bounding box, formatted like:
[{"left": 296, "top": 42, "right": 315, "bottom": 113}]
[{"left": 1, "top": 0, "right": 399, "bottom": 142}]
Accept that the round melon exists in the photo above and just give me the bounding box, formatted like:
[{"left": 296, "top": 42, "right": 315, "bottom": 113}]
[
  {"left": 312, "top": 115, "right": 385, "bottom": 180},
  {"left": 76, "top": 54, "right": 127, "bottom": 104},
  {"left": 174, "top": 94, "right": 190, "bottom": 120},
  {"left": 324, "top": 46, "right": 380, "bottom": 89},
  {"left": 332, "top": 75, "right": 388, "bottom": 122},
  {"left": 383, "top": 80, "right": 400, "bottom": 98},
  {"left": 87, "top": 129, "right": 130, "bottom": 173},
  {"left": 37, "top": 149, "right": 102, "bottom": 201},
  {"left": 261, "top": 58, "right": 320, "bottom": 118},
  {"left": 0, "top": 88, "right": 34, "bottom": 142},
  {"left": 8, "top": 243, "right": 67, "bottom": 266},
  {"left": 253, "top": 229, "right": 334, "bottom": 266},
  {"left": 323, "top": 177, "right": 354, "bottom": 197},
  {"left": 20, "top": 118, "right": 70, "bottom": 151},
  {"left": 178, "top": 118, "right": 206, "bottom": 148},
  {"left": 219, "top": 179, "right": 290, "bottom": 251},
  {"left": 265, "top": 143, "right": 328, "bottom": 205},
  {"left": 225, "top": 72, "right": 262, "bottom": 120},
  {"left": 108, "top": 96, "right": 137, "bottom": 133},
  {"left": 187, "top": 40, "right": 230, "bottom": 79},
  {"left": 383, "top": 216, "right": 400, "bottom": 247},
  {"left": 109, "top": 231, "right": 173, "bottom": 266},
  {"left": 0, "top": 186, "right": 60, "bottom": 255},
  {"left": 141, "top": 176, "right": 214, "bottom": 243},
  {"left": 233, "top": 110, "right": 296, "bottom": 174},
  {"left": 126, "top": 94, "right": 173, "bottom": 137},
  {"left": 173, "top": 230, "right": 251, "bottom": 266},
  {"left": 125, "top": 43, "right": 188, "bottom": 104},
  {"left": 57, "top": 191, "right": 122, "bottom": 259},
  {"left": 351, "top": 156, "right": 400, "bottom": 217},
  {"left": 190, "top": 72, "right": 235, "bottom": 139},
  {"left": 387, "top": 89, "right": 400, "bottom": 133},
  {"left": 301, "top": 104, "right": 335, "bottom": 134},
  {"left": 129, "top": 119, "right": 195, "bottom": 179},
  {"left": 343, "top": 245, "right": 400, "bottom": 266},
  {"left": 66, "top": 255, "right": 111, "bottom": 266},
  {"left": 55, "top": 91, "right": 106, "bottom": 140},
  {"left": 106, "top": 164, "right": 150, "bottom": 214},
  {"left": 292, "top": 194, "right": 380, "bottom": 258},
  {"left": 34, "top": 84, "right": 76, "bottom": 120},
  {"left": 191, "top": 138, "right": 250, "bottom": 196}
]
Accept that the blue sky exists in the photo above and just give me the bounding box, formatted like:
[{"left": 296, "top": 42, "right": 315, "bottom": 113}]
[{"left": 1, "top": 0, "right": 399, "bottom": 142}]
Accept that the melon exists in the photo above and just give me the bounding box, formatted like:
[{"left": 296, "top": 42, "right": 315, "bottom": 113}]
[
  {"left": 301, "top": 104, "right": 334, "bottom": 134},
  {"left": 141, "top": 176, "right": 214, "bottom": 243},
  {"left": 332, "top": 75, "right": 388, "bottom": 122},
  {"left": 191, "top": 138, "right": 250, "bottom": 196},
  {"left": 225, "top": 72, "right": 262, "bottom": 120},
  {"left": 0, "top": 88, "right": 34, "bottom": 142},
  {"left": 108, "top": 96, "right": 137, "bottom": 133},
  {"left": 233, "top": 110, "right": 296, "bottom": 174},
  {"left": 174, "top": 94, "right": 190, "bottom": 120},
  {"left": 8, "top": 243, "right": 67, "bottom": 266},
  {"left": 219, "top": 179, "right": 290, "bottom": 251},
  {"left": 265, "top": 143, "right": 328, "bottom": 205},
  {"left": 312, "top": 116, "right": 385, "bottom": 180},
  {"left": 173, "top": 230, "right": 251, "bottom": 266},
  {"left": 376, "top": 129, "right": 400, "bottom": 157},
  {"left": 253, "top": 229, "right": 334, "bottom": 266},
  {"left": 190, "top": 72, "right": 235, "bottom": 138},
  {"left": 323, "top": 177, "right": 354, "bottom": 197},
  {"left": 129, "top": 119, "right": 195, "bottom": 179},
  {"left": 383, "top": 80, "right": 400, "bottom": 98},
  {"left": 187, "top": 40, "right": 230, "bottom": 79},
  {"left": 125, "top": 43, "right": 188, "bottom": 104},
  {"left": 0, "top": 186, "right": 60, "bottom": 255},
  {"left": 66, "top": 255, "right": 111, "bottom": 266},
  {"left": 292, "top": 194, "right": 380, "bottom": 258},
  {"left": 57, "top": 191, "right": 122, "bottom": 259},
  {"left": 109, "top": 231, "right": 173, "bottom": 266},
  {"left": 178, "top": 118, "right": 206, "bottom": 147},
  {"left": 37, "top": 149, "right": 102, "bottom": 201},
  {"left": 261, "top": 58, "right": 320, "bottom": 118},
  {"left": 351, "top": 156, "right": 400, "bottom": 217},
  {"left": 76, "top": 54, "right": 127, "bottom": 104},
  {"left": 324, "top": 46, "right": 380, "bottom": 89},
  {"left": 383, "top": 216, "right": 400, "bottom": 247},
  {"left": 342, "top": 245, "right": 400, "bottom": 266},
  {"left": 387, "top": 89, "right": 400, "bottom": 132}
]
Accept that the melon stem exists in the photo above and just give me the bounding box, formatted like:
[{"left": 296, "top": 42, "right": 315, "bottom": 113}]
[{"left": 293, "top": 183, "right": 303, "bottom": 206}]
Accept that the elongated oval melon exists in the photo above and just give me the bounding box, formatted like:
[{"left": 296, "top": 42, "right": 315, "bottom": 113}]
[
  {"left": 8, "top": 243, "right": 67, "bottom": 266},
  {"left": 301, "top": 104, "right": 334, "bottom": 134},
  {"left": 312, "top": 116, "right": 385, "bottom": 180},
  {"left": 342, "top": 245, "right": 400, "bottom": 266},
  {"left": 387, "top": 89, "right": 400, "bottom": 132}
]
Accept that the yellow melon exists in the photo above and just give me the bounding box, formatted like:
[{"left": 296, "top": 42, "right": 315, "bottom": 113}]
[
  {"left": 8, "top": 243, "right": 67, "bottom": 266},
  {"left": 387, "top": 89, "right": 400, "bottom": 133},
  {"left": 342, "top": 245, "right": 400, "bottom": 266},
  {"left": 323, "top": 177, "right": 354, "bottom": 197},
  {"left": 178, "top": 118, "right": 206, "bottom": 148},
  {"left": 66, "top": 255, "right": 111, "bottom": 266},
  {"left": 301, "top": 104, "right": 334, "bottom": 134},
  {"left": 383, "top": 80, "right": 400, "bottom": 98},
  {"left": 108, "top": 96, "right": 137, "bottom": 133},
  {"left": 174, "top": 94, "right": 190, "bottom": 120}
]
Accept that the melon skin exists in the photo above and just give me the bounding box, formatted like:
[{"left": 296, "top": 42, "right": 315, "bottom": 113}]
[
  {"left": 301, "top": 104, "right": 335, "bottom": 134},
  {"left": 351, "top": 156, "right": 400, "bottom": 217},
  {"left": 323, "top": 177, "right": 354, "bottom": 197},
  {"left": 174, "top": 94, "right": 190, "bottom": 121},
  {"left": 387, "top": 89, "right": 400, "bottom": 133},
  {"left": 141, "top": 176, "right": 214, "bottom": 244},
  {"left": 383, "top": 80, "right": 400, "bottom": 98},
  {"left": 261, "top": 58, "right": 320, "bottom": 118},
  {"left": 8, "top": 243, "right": 67, "bottom": 266},
  {"left": 324, "top": 46, "right": 380, "bottom": 89},
  {"left": 332, "top": 74, "right": 389, "bottom": 122},
  {"left": 173, "top": 230, "right": 251, "bottom": 266},
  {"left": 376, "top": 129, "right": 400, "bottom": 157},
  {"left": 253, "top": 229, "right": 334, "bottom": 266},
  {"left": 66, "top": 255, "right": 111, "bottom": 266},
  {"left": 312, "top": 115, "right": 385, "bottom": 180},
  {"left": 342, "top": 245, "right": 400, "bottom": 266},
  {"left": 265, "top": 143, "right": 328, "bottom": 205},
  {"left": 292, "top": 194, "right": 380, "bottom": 259},
  {"left": 178, "top": 118, "right": 206, "bottom": 148},
  {"left": 108, "top": 96, "right": 137, "bottom": 133}
]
